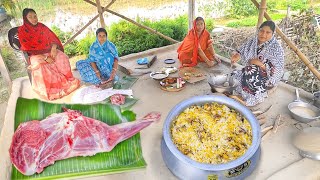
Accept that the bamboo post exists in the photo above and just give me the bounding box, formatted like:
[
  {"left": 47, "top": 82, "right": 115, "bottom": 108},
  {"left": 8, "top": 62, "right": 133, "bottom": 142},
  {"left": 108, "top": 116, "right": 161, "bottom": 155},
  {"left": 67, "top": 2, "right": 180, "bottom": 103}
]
[
  {"left": 96, "top": 0, "right": 106, "bottom": 27},
  {"left": 257, "top": 0, "right": 267, "bottom": 29},
  {"left": 0, "top": 51, "right": 12, "bottom": 91},
  {"left": 188, "top": 0, "right": 195, "bottom": 30},
  {"left": 64, "top": 14, "right": 99, "bottom": 46},
  {"left": 84, "top": 0, "right": 179, "bottom": 43},
  {"left": 251, "top": 0, "right": 320, "bottom": 80}
]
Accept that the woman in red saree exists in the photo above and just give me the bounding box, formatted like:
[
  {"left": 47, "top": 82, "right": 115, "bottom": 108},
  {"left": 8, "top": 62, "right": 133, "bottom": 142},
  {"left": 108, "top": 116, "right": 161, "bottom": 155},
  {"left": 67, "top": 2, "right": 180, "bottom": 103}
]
[
  {"left": 18, "top": 8, "right": 80, "bottom": 100},
  {"left": 177, "top": 17, "right": 220, "bottom": 67}
]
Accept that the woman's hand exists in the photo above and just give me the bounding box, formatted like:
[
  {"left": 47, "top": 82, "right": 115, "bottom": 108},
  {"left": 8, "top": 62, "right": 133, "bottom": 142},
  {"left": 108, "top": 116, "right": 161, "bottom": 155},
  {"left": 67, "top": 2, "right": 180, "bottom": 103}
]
[
  {"left": 106, "top": 69, "right": 116, "bottom": 83},
  {"left": 249, "top": 58, "right": 266, "bottom": 70},
  {"left": 230, "top": 52, "right": 240, "bottom": 64},
  {"left": 50, "top": 44, "right": 58, "bottom": 59},
  {"left": 95, "top": 71, "right": 101, "bottom": 79},
  {"left": 46, "top": 56, "right": 55, "bottom": 63}
]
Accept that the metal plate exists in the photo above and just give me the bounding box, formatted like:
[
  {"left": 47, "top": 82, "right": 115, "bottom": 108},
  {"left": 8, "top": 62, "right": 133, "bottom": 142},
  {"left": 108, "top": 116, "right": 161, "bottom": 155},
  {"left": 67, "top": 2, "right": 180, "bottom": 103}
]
[{"left": 164, "top": 59, "right": 176, "bottom": 64}]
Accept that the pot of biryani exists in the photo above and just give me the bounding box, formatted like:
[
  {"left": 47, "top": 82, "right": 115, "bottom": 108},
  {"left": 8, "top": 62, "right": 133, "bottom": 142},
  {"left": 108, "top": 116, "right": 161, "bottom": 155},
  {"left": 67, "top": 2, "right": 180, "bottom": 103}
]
[
  {"left": 208, "top": 73, "right": 237, "bottom": 94},
  {"left": 161, "top": 95, "right": 261, "bottom": 180}
]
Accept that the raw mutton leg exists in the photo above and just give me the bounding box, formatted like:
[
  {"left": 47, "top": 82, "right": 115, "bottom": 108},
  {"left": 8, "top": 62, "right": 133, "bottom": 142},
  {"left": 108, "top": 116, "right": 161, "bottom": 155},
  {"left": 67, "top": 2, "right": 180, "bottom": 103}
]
[{"left": 9, "top": 108, "right": 161, "bottom": 176}]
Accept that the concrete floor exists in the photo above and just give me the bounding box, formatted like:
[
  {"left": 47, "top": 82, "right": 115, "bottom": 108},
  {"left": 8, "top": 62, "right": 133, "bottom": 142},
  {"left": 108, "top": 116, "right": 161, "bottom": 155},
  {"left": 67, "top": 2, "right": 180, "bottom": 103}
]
[{"left": 1, "top": 44, "right": 319, "bottom": 180}]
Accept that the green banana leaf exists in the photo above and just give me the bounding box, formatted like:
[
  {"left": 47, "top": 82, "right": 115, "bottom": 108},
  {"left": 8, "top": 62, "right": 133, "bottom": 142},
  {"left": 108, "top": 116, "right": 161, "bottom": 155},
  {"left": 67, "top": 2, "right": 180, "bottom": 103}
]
[
  {"left": 104, "top": 96, "right": 139, "bottom": 111},
  {"left": 11, "top": 97, "right": 146, "bottom": 180}
]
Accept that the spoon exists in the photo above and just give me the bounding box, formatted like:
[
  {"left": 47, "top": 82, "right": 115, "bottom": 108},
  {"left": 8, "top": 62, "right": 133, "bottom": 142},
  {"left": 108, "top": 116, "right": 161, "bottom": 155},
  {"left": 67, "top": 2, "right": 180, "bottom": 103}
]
[{"left": 223, "top": 74, "right": 230, "bottom": 87}]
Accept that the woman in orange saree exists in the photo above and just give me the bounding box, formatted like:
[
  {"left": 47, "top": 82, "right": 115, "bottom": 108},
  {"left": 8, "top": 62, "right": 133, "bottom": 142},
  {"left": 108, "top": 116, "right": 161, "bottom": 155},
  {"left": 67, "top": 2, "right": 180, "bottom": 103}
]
[
  {"left": 18, "top": 8, "right": 80, "bottom": 100},
  {"left": 177, "top": 17, "right": 220, "bottom": 67}
]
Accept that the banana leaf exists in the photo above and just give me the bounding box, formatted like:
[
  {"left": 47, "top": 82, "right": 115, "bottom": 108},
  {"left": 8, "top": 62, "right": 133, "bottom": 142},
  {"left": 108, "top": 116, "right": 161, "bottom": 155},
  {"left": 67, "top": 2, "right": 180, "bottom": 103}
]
[
  {"left": 104, "top": 96, "right": 139, "bottom": 111},
  {"left": 11, "top": 97, "right": 146, "bottom": 180}
]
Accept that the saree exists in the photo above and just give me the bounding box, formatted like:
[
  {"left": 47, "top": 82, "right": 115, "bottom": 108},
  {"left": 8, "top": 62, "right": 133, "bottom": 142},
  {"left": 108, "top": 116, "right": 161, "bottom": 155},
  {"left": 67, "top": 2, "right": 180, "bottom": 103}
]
[
  {"left": 76, "top": 39, "right": 119, "bottom": 85},
  {"left": 177, "top": 19, "right": 213, "bottom": 67},
  {"left": 233, "top": 35, "right": 284, "bottom": 106},
  {"left": 18, "top": 19, "right": 80, "bottom": 100}
]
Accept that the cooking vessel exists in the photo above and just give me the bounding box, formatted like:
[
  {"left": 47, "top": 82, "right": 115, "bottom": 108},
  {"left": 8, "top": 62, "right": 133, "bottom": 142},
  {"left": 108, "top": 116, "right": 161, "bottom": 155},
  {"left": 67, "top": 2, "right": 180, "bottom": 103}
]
[
  {"left": 313, "top": 91, "right": 320, "bottom": 108},
  {"left": 293, "top": 127, "right": 320, "bottom": 160},
  {"left": 288, "top": 89, "right": 320, "bottom": 123},
  {"left": 162, "top": 95, "right": 261, "bottom": 180},
  {"left": 207, "top": 74, "right": 238, "bottom": 94}
]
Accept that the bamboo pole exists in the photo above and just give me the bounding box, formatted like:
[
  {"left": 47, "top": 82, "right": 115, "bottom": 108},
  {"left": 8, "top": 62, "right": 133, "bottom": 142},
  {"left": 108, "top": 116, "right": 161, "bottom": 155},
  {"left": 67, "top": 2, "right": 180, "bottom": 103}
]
[
  {"left": 96, "top": 0, "right": 106, "bottom": 27},
  {"left": 63, "top": 14, "right": 99, "bottom": 46},
  {"left": 188, "top": 0, "right": 195, "bottom": 30},
  {"left": 0, "top": 51, "right": 12, "bottom": 91},
  {"left": 257, "top": 0, "right": 267, "bottom": 29},
  {"left": 251, "top": 0, "right": 320, "bottom": 80},
  {"left": 64, "top": 0, "right": 116, "bottom": 46},
  {"left": 84, "top": 0, "right": 179, "bottom": 43}
]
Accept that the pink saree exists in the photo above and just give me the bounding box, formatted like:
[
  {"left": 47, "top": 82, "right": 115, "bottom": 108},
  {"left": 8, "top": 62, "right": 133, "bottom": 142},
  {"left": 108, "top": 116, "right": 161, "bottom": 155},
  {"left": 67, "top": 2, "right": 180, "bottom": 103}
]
[{"left": 28, "top": 50, "right": 80, "bottom": 100}]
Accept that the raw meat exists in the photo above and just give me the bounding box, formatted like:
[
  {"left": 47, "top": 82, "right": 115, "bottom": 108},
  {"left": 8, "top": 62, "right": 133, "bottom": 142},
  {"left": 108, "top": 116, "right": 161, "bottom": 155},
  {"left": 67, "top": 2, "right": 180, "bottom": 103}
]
[
  {"left": 9, "top": 108, "right": 161, "bottom": 175},
  {"left": 110, "top": 94, "right": 126, "bottom": 105}
]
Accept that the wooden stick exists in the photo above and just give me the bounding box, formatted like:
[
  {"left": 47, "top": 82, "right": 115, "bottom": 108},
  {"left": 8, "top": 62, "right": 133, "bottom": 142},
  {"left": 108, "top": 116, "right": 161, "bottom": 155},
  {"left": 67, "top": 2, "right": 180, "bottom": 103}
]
[
  {"left": 258, "top": 117, "right": 267, "bottom": 126},
  {"left": 84, "top": 0, "right": 179, "bottom": 43},
  {"left": 272, "top": 114, "right": 282, "bottom": 133},
  {"left": 257, "top": 0, "right": 267, "bottom": 29},
  {"left": 251, "top": 0, "right": 320, "bottom": 80},
  {"left": 261, "top": 126, "right": 273, "bottom": 134},
  {"left": 96, "top": 0, "right": 106, "bottom": 27}
]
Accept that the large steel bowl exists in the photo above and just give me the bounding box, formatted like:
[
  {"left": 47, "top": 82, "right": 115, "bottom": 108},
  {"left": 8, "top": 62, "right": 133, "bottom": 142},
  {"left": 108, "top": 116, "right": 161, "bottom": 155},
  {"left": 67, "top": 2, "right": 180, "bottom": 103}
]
[
  {"left": 162, "top": 95, "right": 261, "bottom": 180},
  {"left": 207, "top": 74, "right": 238, "bottom": 94}
]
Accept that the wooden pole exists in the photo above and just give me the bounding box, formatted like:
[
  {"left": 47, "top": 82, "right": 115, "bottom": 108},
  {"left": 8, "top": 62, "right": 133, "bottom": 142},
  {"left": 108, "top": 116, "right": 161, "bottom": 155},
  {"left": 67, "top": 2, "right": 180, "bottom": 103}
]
[
  {"left": 64, "top": 14, "right": 99, "bottom": 46},
  {"left": 257, "top": 0, "right": 267, "bottom": 29},
  {"left": 84, "top": 0, "right": 179, "bottom": 43},
  {"left": 0, "top": 51, "right": 12, "bottom": 91},
  {"left": 251, "top": 0, "right": 320, "bottom": 80},
  {"left": 188, "top": 0, "right": 195, "bottom": 30},
  {"left": 96, "top": 0, "right": 106, "bottom": 27}
]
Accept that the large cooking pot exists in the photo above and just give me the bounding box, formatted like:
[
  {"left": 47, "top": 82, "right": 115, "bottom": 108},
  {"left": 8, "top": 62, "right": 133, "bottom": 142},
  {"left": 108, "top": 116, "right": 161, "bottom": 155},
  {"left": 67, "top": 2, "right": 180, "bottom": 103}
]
[
  {"left": 288, "top": 89, "right": 320, "bottom": 123},
  {"left": 162, "top": 95, "right": 261, "bottom": 180}
]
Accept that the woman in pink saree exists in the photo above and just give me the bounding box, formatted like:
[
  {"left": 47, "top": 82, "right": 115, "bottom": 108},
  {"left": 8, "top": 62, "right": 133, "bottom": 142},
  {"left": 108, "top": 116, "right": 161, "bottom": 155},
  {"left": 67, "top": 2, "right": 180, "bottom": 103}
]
[{"left": 18, "top": 8, "right": 80, "bottom": 100}]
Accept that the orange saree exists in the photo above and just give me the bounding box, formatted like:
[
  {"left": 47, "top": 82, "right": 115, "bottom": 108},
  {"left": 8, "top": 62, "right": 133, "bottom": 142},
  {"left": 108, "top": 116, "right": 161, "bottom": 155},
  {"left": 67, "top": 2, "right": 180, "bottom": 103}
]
[{"left": 177, "top": 20, "right": 213, "bottom": 67}]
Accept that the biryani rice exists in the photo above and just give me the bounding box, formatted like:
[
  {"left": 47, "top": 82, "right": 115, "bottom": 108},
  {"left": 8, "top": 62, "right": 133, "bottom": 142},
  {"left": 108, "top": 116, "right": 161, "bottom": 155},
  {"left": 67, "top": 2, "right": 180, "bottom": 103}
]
[{"left": 171, "top": 103, "right": 252, "bottom": 164}]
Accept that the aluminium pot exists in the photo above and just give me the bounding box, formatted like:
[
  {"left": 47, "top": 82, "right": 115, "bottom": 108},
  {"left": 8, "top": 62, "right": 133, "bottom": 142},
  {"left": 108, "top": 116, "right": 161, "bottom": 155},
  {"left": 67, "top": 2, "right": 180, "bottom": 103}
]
[{"left": 161, "top": 95, "right": 261, "bottom": 180}]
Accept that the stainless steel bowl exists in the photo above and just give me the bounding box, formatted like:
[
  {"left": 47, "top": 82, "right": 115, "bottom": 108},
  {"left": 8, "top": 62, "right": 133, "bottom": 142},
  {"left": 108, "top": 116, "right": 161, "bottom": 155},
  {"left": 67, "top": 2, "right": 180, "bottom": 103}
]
[
  {"left": 313, "top": 91, "right": 320, "bottom": 108},
  {"left": 207, "top": 74, "right": 238, "bottom": 94},
  {"left": 162, "top": 95, "right": 261, "bottom": 180},
  {"left": 150, "top": 71, "right": 168, "bottom": 80}
]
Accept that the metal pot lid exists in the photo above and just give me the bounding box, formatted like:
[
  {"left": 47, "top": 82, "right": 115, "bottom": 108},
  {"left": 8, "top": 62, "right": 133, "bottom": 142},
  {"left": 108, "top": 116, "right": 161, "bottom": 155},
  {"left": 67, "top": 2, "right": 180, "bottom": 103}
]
[{"left": 293, "top": 127, "right": 320, "bottom": 160}]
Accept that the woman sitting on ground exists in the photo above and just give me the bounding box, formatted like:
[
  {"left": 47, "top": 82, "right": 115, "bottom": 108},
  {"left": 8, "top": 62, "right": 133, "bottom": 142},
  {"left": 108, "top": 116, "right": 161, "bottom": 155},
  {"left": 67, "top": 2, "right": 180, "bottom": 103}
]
[
  {"left": 177, "top": 17, "right": 220, "bottom": 67},
  {"left": 76, "top": 28, "right": 119, "bottom": 86},
  {"left": 18, "top": 8, "right": 80, "bottom": 100},
  {"left": 231, "top": 20, "right": 285, "bottom": 106}
]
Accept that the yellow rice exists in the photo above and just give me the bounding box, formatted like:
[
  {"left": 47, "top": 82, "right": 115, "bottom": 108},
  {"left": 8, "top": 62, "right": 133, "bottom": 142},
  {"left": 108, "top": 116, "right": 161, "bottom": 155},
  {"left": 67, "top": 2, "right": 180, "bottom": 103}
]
[{"left": 171, "top": 103, "right": 252, "bottom": 164}]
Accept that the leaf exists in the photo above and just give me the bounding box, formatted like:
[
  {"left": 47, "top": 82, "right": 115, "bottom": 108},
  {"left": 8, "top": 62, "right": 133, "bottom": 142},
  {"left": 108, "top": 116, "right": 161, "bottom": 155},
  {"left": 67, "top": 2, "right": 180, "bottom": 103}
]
[{"left": 11, "top": 97, "right": 146, "bottom": 180}]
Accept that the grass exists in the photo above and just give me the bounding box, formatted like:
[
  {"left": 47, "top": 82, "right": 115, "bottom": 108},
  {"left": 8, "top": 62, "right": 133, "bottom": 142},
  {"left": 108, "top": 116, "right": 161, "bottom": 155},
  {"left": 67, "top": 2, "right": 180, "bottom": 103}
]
[{"left": 225, "top": 13, "right": 287, "bottom": 28}]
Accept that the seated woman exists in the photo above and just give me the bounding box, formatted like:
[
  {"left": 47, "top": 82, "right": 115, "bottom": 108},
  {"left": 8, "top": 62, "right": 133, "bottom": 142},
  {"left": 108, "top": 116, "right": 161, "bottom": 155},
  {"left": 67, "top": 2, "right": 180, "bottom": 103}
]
[
  {"left": 231, "top": 21, "right": 285, "bottom": 106},
  {"left": 76, "top": 28, "right": 119, "bottom": 86},
  {"left": 18, "top": 8, "right": 80, "bottom": 100},
  {"left": 177, "top": 17, "right": 220, "bottom": 67}
]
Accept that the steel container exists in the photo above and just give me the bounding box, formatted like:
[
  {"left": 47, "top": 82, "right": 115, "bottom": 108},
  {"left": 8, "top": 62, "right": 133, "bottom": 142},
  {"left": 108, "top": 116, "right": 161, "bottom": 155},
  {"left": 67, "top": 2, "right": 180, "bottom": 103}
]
[{"left": 162, "top": 95, "right": 261, "bottom": 180}]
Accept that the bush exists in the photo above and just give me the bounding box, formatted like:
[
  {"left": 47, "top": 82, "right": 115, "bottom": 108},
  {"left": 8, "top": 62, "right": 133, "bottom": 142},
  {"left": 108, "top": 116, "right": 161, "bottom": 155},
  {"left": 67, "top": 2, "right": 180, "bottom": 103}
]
[
  {"left": 51, "top": 25, "right": 78, "bottom": 56},
  {"left": 226, "top": 0, "right": 257, "bottom": 18},
  {"left": 108, "top": 15, "right": 188, "bottom": 56},
  {"left": 76, "top": 34, "right": 95, "bottom": 56}
]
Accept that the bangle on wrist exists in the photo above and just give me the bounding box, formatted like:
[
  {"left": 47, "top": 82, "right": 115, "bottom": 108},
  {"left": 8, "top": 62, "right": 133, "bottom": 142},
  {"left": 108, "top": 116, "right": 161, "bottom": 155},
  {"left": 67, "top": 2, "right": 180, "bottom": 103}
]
[
  {"left": 112, "top": 68, "right": 117, "bottom": 71},
  {"left": 44, "top": 56, "right": 48, "bottom": 61}
]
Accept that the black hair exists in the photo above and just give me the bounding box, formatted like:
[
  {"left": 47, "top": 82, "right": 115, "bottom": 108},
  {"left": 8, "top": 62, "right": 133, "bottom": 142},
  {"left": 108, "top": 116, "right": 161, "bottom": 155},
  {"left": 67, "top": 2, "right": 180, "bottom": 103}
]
[
  {"left": 22, "top": 8, "right": 36, "bottom": 18},
  {"left": 259, "top": 20, "right": 276, "bottom": 33},
  {"left": 96, "top": 28, "right": 108, "bottom": 37},
  {"left": 195, "top": 17, "right": 204, "bottom": 22}
]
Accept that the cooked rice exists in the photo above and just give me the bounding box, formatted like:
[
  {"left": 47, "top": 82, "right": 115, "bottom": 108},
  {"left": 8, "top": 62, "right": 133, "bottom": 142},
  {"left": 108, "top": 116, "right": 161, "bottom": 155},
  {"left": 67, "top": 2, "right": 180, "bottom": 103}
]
[{"left": 171, "top": 103, "right": 252, "bottom": 164}]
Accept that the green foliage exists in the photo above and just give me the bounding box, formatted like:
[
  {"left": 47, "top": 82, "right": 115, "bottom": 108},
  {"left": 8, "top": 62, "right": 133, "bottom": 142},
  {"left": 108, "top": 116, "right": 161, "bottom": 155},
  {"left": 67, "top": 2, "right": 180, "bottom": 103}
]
[
  {"left": 205, "top": 19, "right": 215, "bottom": 32},
  {"left": 288, "top": 0, "right": 309, "bottom": 11},
  {"left": 0, "top": 0, "right": 15, "bottom": 12},
  {"left": 226, "top": 13, "right": 286, "bottom": 28},
  {"left": 76, "top": 34, "right": 95, "bottom": 56},
  {"left": 108, "top": 15, "right": 188, "bottom": 56},
  {"left": 226, "top": 0, "right": 257, "bottom": 18},
  {"left": 51, "top": 25, "right": 78, "bottom": 57},
  {"left": 1, "top": 45, "right": 27, "bottom": 79}
]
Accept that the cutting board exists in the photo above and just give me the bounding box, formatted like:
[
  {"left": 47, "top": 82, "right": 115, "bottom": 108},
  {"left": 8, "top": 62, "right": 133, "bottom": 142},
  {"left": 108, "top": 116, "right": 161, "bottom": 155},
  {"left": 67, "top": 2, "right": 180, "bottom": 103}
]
[{"left": 178, "top": 67, "right": 206, "bottom": 83}]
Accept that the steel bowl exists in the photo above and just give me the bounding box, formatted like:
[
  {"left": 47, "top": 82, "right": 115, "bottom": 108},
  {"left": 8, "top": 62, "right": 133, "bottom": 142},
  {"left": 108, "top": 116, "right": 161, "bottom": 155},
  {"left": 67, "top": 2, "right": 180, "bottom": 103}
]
[
  {"left": 207, "top": 74, "right": 238, "bottom": 94},
  {"left": 313, "top": 91, "right": 320, "bottom": 108},
  {"left": 150, "top": 71, "right": 168, "bottom": 80},
  {"left": 162, "top": 95, "right": 261, "bottom": 180},
  {"left": 288, "top": 89, "right": 320, "bottom": 123}
]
